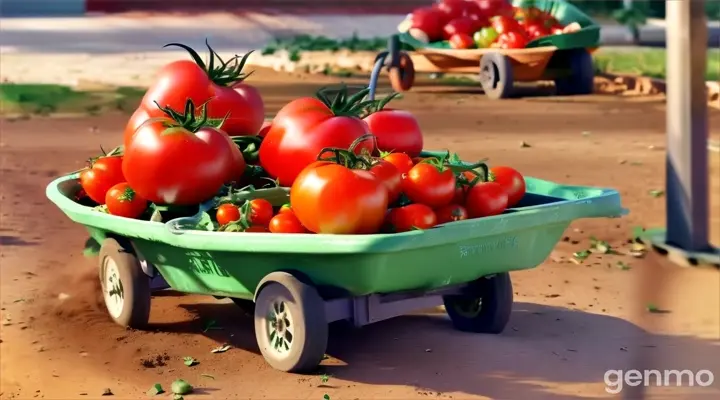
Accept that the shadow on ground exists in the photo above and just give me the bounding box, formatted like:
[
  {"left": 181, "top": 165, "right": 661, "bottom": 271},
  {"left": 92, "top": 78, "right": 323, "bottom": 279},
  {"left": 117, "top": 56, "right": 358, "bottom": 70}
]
[{"left": 147, "top": 299, "right": 720, "bottom": 399}]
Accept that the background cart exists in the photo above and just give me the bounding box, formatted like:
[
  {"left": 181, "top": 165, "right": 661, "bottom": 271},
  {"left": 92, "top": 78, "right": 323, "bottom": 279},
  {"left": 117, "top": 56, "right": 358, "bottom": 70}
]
[{"left": 385, "top": 0, "right": 601, "bottom": 99}]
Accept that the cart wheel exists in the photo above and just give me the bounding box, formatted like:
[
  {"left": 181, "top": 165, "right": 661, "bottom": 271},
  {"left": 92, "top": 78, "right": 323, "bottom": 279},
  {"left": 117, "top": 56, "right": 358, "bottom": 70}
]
[
  {"left": 254, "top": 273, "right": 328, "bottom": 373},
  {"left": 479, "top": 52, "right": 514, "bottom": 100},
  {"left": 443, "top": 273, "right": 513, "bottom": 334},
  {"left": 388, "top": 52, "right": 415, "bottom": 92},
  {"left": 231, "top": 298, "right": 256, "bottom": 316},
  {"left": 98, "top": 238, "right": 151, "bottom": 329},
  {"left": 554, "top": 49, "right": 594, "bottom": 96}
]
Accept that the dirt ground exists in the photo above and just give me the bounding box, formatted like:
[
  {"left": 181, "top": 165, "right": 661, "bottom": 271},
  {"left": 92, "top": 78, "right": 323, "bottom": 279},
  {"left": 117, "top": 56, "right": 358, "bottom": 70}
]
[{"left": 1, "top": 69, "right": 719, "bottom": 400}]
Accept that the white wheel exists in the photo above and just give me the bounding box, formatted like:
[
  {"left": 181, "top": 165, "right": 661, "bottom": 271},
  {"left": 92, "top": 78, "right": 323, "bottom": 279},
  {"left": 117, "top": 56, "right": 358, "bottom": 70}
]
[
  {"left": 254, "top": 273, "right": 327, "bottom": 372},
  {"left": 98, "top": 238, "right": 151, "bottom": 329},
  {"left": 103, "top": 257, "right": 125, "bottom": 319}
]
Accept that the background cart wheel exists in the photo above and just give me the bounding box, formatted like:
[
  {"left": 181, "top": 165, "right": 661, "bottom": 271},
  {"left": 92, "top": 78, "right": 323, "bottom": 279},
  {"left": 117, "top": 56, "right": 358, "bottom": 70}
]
[
  {"left": 98, "top": 238, "right": 151, "bottom": 329},
  {"left": 254, "top": 273, "right": 328, "bottom": 373},
  {"left": 554, "top": 49, "right": 594, "bottom": 96},
  {"left": 388, "top": 52, "right": 415, "bottom": 92},
  {"left": 231, "top": 298, "right": 255, "bottom": 316},
  {"left": 443, "top": 272, "right": 513, "bottom": 333},
  {"left": 479, "top": 52, "right": 514, "bottom": 100}
]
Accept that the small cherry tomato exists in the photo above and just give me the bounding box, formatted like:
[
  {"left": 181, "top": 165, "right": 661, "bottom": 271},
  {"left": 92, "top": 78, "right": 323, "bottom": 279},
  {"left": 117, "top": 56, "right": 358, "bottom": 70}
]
[
  {"left": 105, "top": 182, "right": 147, "bottom": 219},
  {"left": 435, "top": 204, "right": 468, "bottom": 224},
  {"left": 385, "top": 204, "right": 437, "bottom": 233},
  {"left": 216, "top": 204, "right": 241, "bottom": 225},
  {"left": 490, "top": 166, "right": 526, "bottom": 207},
  {"left": 370, "top": 159, "right": 402, "bottom": 204},
  {"left": 449, "top": 32, "right": 476, "bottom": 49},
  {"left": 465, "top": 181, "right": 508, "bottom": 218},
  {"left": 497, "top": 31, "right": 528, "bottom": 49},
  {"left": 382, "top": 152, "right": 415, "bottom": 175},
  {"left": 402, "top": 161, "right": 456, "bottom": 208},
  {"left": 79, "top": 156, "right": 125, "bottom": 205},
  {"left": 278, "top": 203, "right": 293, "bottom": 214},
  {"left": 244, "top": 225, "right": 269, "bottom": 233},
  {"left": 247, "top": 198, "right": 274, "bottom": 226},
  {"left": 269, "top": 212, "right": 309, "bottom": 233}
]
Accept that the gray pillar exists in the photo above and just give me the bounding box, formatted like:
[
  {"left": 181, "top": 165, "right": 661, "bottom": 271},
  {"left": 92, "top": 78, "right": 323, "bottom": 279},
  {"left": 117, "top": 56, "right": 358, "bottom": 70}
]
[{"left": 665, "top": 0, "right": 710, "bottom": 252}]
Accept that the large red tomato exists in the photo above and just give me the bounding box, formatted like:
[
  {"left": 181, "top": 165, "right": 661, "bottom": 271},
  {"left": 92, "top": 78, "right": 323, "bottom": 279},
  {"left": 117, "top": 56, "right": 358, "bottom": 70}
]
[
  {"left": 122, "top": 106, "right": 237, "bottom": 205},
  {"left": 402, "top": 161, "right": 456, "bottom": 208},
  {"left": 465, "top": 181, "right": 509, "bottom": 218},
  {"left": 490, "top": 166, "right": 526, "bottom": 207},
  {"left": 258, "top": 89, "right": 374, "bottom": 187},
  {"left": 443, "top": 17, "right": 476, "bottom": 40},
  {"left": 79, "top": 156, "right": 125, "bottom": 205},
  {"left": 408, "top": 7, "right": 446, "bottom": 42},
  {"left": 124, "top": 43, "right": 264, "bottom": 143},
  {"left": 290, "top": 159, "right": 389, "bottom": 234},
  {"left": 363, "top": 108, "right": 423, "bottom": 157}
]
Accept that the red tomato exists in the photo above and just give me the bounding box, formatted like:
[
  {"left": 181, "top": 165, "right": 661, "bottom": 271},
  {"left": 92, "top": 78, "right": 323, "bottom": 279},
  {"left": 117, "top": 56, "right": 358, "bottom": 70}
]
[
  {"left": 126, "top": 45, "right": 264, "bottom": 138},
  {"left": 435, "top": 204, "right": 468, "bottom": 224},
  {"left": 258, "top": 94, "right": 374, "bottom": 187},
  {"left": 258, "top": 123, "right": 271, "bottom": 138},
  {"left": 216, "top": 204, "right": 240, "bottom": 225},
  {"left": 524, "top": 21, "right": 551, "bottom": 39},
  {"left": 122, "top": 114, "right": 236, "bottom": 205},
  {"left": 497, "top": 31, "right": 528, "bottom": 49},
  {"left": 370, "top": 160, "right": 402, "bottom": 204},
  {"left": 269, "top": 212, "right": 308, "bottom": 234},
  {"left": 402, "top": 161, "right": 456, "bottom": 208},
  {"left": 412, "top": 157, "right": 427, "bottom": 165},
  {"left": 290, "top": 160, "right": 388, "bottom": 234},
  {"left": 363, "top": 110, "right": 423, "bottom": 157},
  {"left": 443, "top": 17, "right": 476, "bottom": 40},
  {"left": 491, "top": 15, "right": 523, "bottom": 35},
  {"left": 382, "top": 152, "right": 415, "bottom": 175},
  {"left": 490, "top": 166, "right": 526, "bottom": 207},
  {"left": 385, "top": 204, "right": 437, "bottom": 233},
  {"left": 247, "top": 198, "right": 274, "bottom": 226},
  {"left": 474, "top": 0, "right": 514, "bottom": 19},
  {"left": 465, "top": 181, "right": 508, "bottom": 218},
  {"left": 278, "top": 203, "right": 293, "bottom": 214},
  {"left": 105, "top": 183, "right": 147, "bottom": 219},
  {"left": 79, "top": 156, "right": 125, "bottom": 205},
  {"left": 449, "top": 33, "right": 476, "bottom": 49},
  {"left": 408, "top": 7, "right": 446, "bottom": 42},
  {"left": 453, "top": 185, "right": 467, "bottom": 204},
  {"left": 436, "top": 0, "right": 478, "bottom": 22}
]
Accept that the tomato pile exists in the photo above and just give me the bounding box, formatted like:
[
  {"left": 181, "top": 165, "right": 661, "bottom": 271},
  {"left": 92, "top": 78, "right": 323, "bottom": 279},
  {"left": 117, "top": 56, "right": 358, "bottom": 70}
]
[
  {"left": 73, "top": 41, "right": 528, "bottom": 235},
  {"left": 398, "top": 0, "right": 582, "bottom": 50}
]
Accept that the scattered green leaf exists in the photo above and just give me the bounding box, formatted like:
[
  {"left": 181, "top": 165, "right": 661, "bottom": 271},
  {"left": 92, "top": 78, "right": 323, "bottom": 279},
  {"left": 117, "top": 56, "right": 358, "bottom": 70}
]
[
  {"left": 320, "top": 374, "right": 331, "bottom": 384},
  {"left": 183, "top": 357, "right": 198, "bottom": 367},
  {"left": 324, "top": 395, "right": 331, "bottom": 400},
  {"left": 171, "top": 379, "right": 193, "bottom": 395},
  {"left": 573, "top": 250, "right": 591, "bottom": 262},
  {"left": 649, "top": 189, "right": 665, "bottom": 198},
  {"left": 616, "top": 261, "right": 632, "bottom": 270},
  {"left": 200, "top": 373, "right": 215, "bottom": 380},
  {"left": 146, "top": 384, "right": 164, "bottom": 396}
]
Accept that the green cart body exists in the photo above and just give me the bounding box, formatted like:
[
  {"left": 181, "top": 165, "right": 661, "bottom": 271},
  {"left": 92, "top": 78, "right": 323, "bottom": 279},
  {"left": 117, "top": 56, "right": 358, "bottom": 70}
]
[
  {"left": 47, "top": 152, "right": 624, "bottom": 372},
  {"left": 386, "top": 0, "right": 600, "bottom": 99}
]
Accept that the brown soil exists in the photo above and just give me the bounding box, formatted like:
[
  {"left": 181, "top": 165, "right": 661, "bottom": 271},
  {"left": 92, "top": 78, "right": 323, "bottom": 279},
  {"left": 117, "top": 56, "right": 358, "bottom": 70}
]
[{"left": 1, "top": 69, "right": 719, "bottom": 400}]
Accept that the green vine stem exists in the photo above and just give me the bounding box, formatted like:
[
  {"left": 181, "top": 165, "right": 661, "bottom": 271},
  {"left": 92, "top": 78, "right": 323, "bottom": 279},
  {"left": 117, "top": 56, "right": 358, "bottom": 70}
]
[
  {"left": 154, "top": 98, "right": 229, "bottom": 133},
  {"left": 163, "top": 39, "right": 255, "bottom": 87},
  {"left": 315, "top": 84, "right": 393, "bottom": 118},
  {"left": 231, "top": 135, "right": 264, "bottom": 163}
]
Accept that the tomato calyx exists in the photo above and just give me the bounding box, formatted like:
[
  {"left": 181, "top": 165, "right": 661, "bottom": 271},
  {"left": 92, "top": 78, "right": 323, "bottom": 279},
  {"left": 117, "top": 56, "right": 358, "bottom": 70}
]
[
  {"left": 363, "top": 92, "right": 401, "bottom": 115},
  {"left": 314, "top": 85, "right": 382, "bottom": 118},
  {"left": 231, "top": 135, "right": 263, "bottom": 164},
  {"left": 154, "top": 98, "right": 228, "bottom": 134},
  {"left": 116, "top": 186, "right": 137, "bottom": 202},
  {"left": 163, "top": 39, "right": 255, "bottom": 86},
  {"left": 316, "top": 134, "right": 378, "bottom": 170}
]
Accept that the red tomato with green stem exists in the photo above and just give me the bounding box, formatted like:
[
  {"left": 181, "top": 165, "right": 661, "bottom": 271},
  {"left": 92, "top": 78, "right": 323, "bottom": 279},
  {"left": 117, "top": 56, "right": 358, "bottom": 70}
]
[
  {"left": 259, "top": 86, "right": 376, "bottom": 187},
  {"left": 105, "top": 183, "right": 148, "bottom": 219},
  {"left": 363, "top": 94, "right": 423, "bottom": 157},
  {"left": 290, "top": 149, "right": 389, "bottom": 234},
  {"left": 369, "top": 159, "right": 402, "bottom": 204},
  {"left": 244, "top": 198, "right": 274, "bottom": 226},
  {"left": 382, "top": 152, "right": 415, "bottom": 175},
  {"left": 122, "top": 100, "right": 238, "bottom": 205},
  {"left": 269, "top": 212, "right": 309, "bottom": 234},
  {"left": 465, "top": 181, "right": 508, "bottom": 218},
  {"left": 124, "top": 41, "right": 264, "bottom": 144},
  {"left": 449, "top": 33, "right": 476, "bottom": 49},
  {"left": 490, "top": 166, "right": 526, "bottom": 207},
  {"left": 80, "top": 155, "right": 125, "bottom": 205},
  {"left": 216, "top": 204, "right": 241, "bottom": 225},
  {"left": 435, "top": 203, "right": 468, "bottom": 224},
  {"left": 385, "top": 204, "right": 437, "bottom": 233},
  {"left": 402, "top": 158, "right": 457, "bottom": 208},
  {"left": 278, "top": 203, "right": 293, "bottom": 214}
]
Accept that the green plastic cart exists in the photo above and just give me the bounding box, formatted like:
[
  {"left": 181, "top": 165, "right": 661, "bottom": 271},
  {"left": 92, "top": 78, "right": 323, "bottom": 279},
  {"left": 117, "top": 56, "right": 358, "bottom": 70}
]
[
  {"left": 385, "top": 0, "right": 601, "bottom": 99},
  {"left": 47, "top": 162, "right": 625, "bottom": 373}
]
